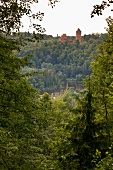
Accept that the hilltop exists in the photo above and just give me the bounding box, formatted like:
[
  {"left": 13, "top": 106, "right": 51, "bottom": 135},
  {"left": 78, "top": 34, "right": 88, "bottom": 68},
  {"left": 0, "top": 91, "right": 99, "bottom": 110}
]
[{"left": 18, "top": 32, "right": 108, "bottom": 93}]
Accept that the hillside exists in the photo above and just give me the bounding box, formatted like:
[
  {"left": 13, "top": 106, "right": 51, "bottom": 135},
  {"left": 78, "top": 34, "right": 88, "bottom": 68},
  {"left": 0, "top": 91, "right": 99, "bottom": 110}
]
[{"left": 19, "top": 33, "right": 108, "bottom": 93}]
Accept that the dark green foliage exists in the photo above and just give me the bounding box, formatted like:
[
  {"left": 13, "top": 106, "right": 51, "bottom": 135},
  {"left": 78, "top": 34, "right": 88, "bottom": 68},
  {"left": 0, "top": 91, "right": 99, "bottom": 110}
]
[
  {"left": 91, "top": 0, "right": 112, "bottom": 18},
  {"left": 0, "top": 33, "right": 40, "bottom": 169},
  {"left": 19, "top": 33, "right": 108, "bottom": 92},
  {"left": 0, "top": 31, "right": 75, "bottom": 169},
  {"left": 0, "top": 0, "right": 59, "bottom": 33},
  {"left": 56, "top": 89, "right": 97, "bottom": 170},
  {"left": 56, "top": 17, "right": 113, "bottom": 170}
]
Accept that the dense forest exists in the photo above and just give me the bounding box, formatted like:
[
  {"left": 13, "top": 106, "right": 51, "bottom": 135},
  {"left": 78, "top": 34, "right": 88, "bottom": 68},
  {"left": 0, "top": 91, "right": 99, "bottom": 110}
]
[
  {"left": 18, "top": 33, "right": 108, "bottom": 93},
  {"left": 1, "top": 0, "right": 113, "bottom": 169}
]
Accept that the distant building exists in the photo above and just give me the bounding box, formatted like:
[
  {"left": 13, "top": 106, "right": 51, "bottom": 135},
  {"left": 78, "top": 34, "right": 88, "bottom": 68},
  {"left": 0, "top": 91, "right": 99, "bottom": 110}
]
[
  {"left": 59, "top": 28, "right": 82, "bottom": 43},
  {"left": 59, "top": 34, "right": 67, "bottom": 42},
  {"left": 68, "top": 38, "right": 74, "bottom": 42},
  {"left": 76, "top": 28, "right": 82, "bottom": 43},
  {"left": 59, "top": 34, "right": 74, "bottom": 42}
]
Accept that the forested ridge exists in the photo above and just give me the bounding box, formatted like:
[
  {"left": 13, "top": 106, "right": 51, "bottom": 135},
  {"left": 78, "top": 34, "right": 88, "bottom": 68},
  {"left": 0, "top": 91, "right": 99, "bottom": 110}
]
[{"left": 18, "top": 32, "right": 108, "bottom": 93}]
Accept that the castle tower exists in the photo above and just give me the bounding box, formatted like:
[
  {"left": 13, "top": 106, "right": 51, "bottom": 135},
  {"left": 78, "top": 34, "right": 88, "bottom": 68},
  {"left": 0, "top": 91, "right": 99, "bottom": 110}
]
[
  {"left": 76, "top": 28, "right": 82, "bottom": 43},
  {"left": 59, "top": 34, "right": 67, "bottom": 42}
]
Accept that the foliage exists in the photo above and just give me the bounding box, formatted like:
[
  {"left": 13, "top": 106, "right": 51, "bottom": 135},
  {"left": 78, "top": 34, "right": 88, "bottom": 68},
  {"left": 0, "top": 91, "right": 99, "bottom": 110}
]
[
  {"left": 1, "top": 0, "right": 113, "bottom": 169},
  {"left": 94, "top": 152, "right": 113, "bottom": 170},
  {"left": 54, "top": 17, "right": 113, "bottom": 170},
  {"left": 0, "top": 33, "right": 41, "bottom": 169},
  {"left": 91, "top": 0, "right": 113, "bottom": 18},
  {"left": 18, "top": 33, "right": 108, "bottom": 92},
  {"left": 0, "top": 0, "right": 59, "bottom": 33},
  {"left": 0, "top": 32, "right": 76, "bottom": 169}
]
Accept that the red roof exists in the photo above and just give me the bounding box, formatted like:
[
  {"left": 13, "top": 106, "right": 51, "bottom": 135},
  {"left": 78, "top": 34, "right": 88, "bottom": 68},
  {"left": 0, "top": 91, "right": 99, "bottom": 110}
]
[{"left": 61, "top": 34, "right": 67, "bottom": 37}]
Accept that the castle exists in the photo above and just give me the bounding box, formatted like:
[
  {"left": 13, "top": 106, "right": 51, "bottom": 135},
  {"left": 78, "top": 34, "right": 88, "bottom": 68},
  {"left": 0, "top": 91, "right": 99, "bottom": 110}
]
[
  {"left": 59, "top": 28, "right": 82, "bottom": 43},
  {"left": 76, "top": 28, "right": 82, "bottom": 43},
  {"left": 59, "top": 34, "right": 74, "bottom": 42}
]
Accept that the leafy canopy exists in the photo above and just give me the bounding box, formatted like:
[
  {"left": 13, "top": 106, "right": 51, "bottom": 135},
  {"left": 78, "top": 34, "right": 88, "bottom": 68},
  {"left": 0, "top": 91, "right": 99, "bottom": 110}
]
[{"left": 91, "top": 0, "right": 113, "bottom": 17}]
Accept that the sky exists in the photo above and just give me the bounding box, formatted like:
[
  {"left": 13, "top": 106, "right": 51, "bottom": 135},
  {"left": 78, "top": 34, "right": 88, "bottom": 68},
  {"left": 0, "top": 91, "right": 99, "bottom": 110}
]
[{"left": 21, "top": 0, "right": 113, "bottom": 36}]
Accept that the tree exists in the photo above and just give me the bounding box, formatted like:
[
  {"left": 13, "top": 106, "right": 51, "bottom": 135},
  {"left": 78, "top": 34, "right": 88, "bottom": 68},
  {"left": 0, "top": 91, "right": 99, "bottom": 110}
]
[
  {"left": 56, "top": 16, "right": 113, "bottom": 170},
  {"left": 0, "top": 0, "right": 61, "bottom": 169},
  {"left": 0, "top": 32, "right": 43, "bottom": 169},
  {"left": 84, "top": 16, "right": 113, "bottom": 169},
  {"left": 0, "top": 0, "right": 59, "bottom": 33},
  {"left": 91, "top": 0, "right": 113, "bottom": 18},
  {"left": 57, "top": 88, "right": 97, "bottom": 170}
]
